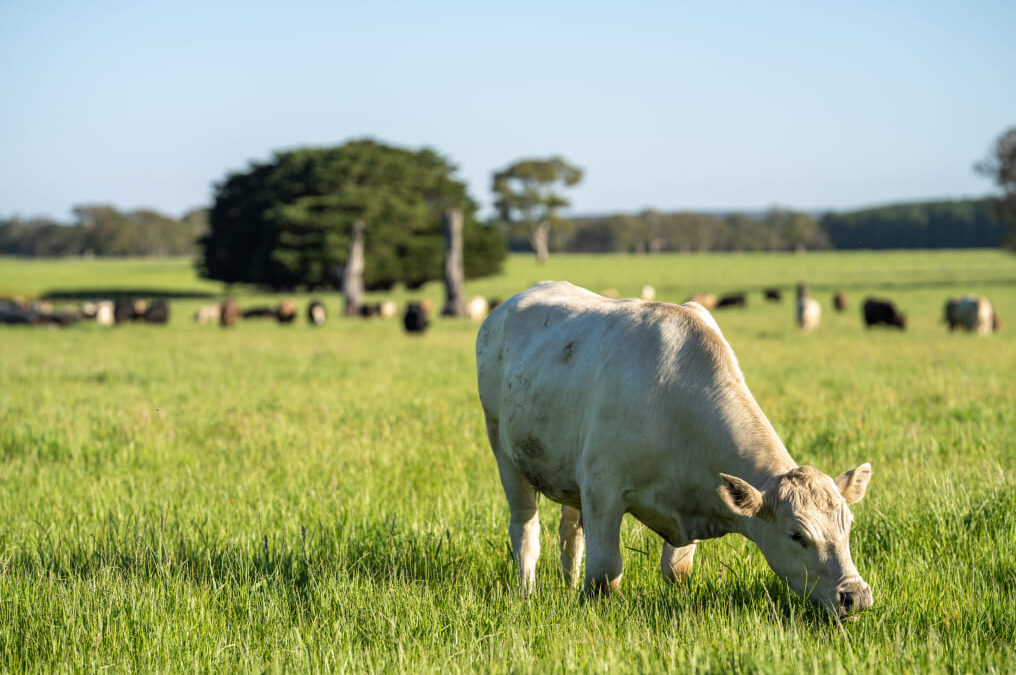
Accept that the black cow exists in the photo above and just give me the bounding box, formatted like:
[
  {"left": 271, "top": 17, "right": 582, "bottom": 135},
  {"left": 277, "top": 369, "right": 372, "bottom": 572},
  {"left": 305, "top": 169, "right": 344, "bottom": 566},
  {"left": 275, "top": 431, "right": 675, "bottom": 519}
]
[
  {"left": 715, "top": 293, "right": 747, "bottom": 309},
  {"left": 834, "top": 292, "right": 848, "bottom": 313},
  {"left": 145, "top": 299, "right": 170, "bottom": 324},
  {"left": 114, "top": 298, "right": 142, "bottom": 323},
  {"left": 863, "top": 298, "right": 906, "bottom": 330},
  {"left": 403, "top": 301, "right": 430, "bottom": 334},
  {"left": 764, "top": 288, "right": 782, "bottom": 303}
]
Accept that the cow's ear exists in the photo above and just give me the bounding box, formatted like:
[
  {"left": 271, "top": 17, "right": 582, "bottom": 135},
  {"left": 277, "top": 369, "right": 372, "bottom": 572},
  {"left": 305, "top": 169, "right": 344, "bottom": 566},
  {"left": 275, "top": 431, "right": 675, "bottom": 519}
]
[
  {"left": 835, "top": 463, "right": 872, "bottom": 505},
  {"left": 718, "top": 474, "right": 763, "bottom": 517}
]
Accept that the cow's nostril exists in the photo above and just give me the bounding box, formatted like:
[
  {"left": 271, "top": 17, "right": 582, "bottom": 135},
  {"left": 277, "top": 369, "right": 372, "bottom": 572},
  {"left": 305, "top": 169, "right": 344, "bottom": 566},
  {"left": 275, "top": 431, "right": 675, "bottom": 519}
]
[{"left": 838, "top": 591, "right": 855, "bottom": 609}]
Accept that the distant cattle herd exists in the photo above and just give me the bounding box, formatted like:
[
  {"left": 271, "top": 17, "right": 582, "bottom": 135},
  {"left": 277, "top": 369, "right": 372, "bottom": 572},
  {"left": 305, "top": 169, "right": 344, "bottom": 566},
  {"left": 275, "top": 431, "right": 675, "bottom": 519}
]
[
  {"left": 0, "top": 293, "right": 505, "bottom": 336},
  {"left": 0, "top": 285, "right": 1003, "bottom": 337},
  {"left": 673, "top": 285, "right": 1000, "bottom": 336}
]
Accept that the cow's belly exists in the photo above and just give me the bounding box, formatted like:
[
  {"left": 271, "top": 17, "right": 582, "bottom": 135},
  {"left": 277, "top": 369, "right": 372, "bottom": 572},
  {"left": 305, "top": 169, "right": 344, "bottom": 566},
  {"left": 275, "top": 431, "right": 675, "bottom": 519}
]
[{"left": 500, "top": 411, "right": 584, "bottom": 507}]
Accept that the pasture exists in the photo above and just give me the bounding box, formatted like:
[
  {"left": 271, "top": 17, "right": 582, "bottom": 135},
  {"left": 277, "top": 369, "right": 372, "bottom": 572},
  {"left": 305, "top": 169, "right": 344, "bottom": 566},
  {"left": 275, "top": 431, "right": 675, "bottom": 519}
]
[{"left": 1, "top": 250, "right": 1015, "bottom": 672}]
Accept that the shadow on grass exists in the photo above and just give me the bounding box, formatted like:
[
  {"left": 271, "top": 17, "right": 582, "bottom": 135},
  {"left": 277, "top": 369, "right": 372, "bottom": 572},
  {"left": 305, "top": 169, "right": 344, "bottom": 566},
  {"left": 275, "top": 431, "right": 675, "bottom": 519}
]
[{"left": 41, "top": 288, "right": 218, "bottom": 300}]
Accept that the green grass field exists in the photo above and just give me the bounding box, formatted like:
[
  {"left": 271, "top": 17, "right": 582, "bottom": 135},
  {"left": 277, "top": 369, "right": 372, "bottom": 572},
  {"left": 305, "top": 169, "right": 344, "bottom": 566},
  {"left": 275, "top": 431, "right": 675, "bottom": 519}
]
[{"left": 1, "top": 250, "right": 1015, "bottom": 672}]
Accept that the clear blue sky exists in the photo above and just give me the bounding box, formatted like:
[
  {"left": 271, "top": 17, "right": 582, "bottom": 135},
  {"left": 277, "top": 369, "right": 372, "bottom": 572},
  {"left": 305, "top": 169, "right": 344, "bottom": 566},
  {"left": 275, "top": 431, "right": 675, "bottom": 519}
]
[{"left": 2, "top": 0, "right": 1013, "bottom": 221}]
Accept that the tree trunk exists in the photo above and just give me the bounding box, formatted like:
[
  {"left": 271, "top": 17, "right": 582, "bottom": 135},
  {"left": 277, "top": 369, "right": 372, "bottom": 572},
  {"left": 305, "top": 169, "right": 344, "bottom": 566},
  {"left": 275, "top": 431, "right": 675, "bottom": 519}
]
[
  {"left": 441, "top": 208, "right": 466, "bottom": 317},
  {"left": 343, "top": 220, "right": 365, "bottom": 317},
  {"left": 531, "top": 222, "right": 550, "bottom": 264}
]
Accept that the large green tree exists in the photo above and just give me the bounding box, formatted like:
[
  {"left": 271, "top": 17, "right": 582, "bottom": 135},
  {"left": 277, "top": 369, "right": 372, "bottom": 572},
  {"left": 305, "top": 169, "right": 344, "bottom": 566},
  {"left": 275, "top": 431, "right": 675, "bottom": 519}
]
[
  {"left": 491, "top": 156, "right": 583, "bottom": 264},
  {"left": 200, "top": 140, "right": 505, "bottom": 290},
  {"left": 976, "top": 126, "right": 1016, "bottom": 250}
]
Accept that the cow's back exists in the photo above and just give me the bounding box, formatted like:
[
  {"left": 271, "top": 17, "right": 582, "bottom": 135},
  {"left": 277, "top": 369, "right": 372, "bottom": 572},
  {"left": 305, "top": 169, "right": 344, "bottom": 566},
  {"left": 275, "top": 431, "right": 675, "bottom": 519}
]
[{"left": 476, "top": 281, "right": 756, "bottom": 509}]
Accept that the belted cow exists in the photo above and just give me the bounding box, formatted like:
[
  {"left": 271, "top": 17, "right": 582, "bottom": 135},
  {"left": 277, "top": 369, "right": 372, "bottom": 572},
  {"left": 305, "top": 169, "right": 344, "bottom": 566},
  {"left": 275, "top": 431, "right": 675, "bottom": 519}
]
[
  {"left": 944, "top": 296, "right": 998, "bottom": 335},
  {"left": 477, "top": 281, "right": 874, "bottom": 618}
]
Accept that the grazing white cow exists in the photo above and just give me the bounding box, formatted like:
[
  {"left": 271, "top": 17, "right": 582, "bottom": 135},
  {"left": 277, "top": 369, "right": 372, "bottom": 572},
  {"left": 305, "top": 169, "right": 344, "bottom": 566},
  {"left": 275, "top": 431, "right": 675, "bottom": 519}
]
[
  {"left": 797, "top": 297, "right": 821, "bottom": 332},
  {"left": 686, "top": 292, "right": 717, "bottom": 310},
  {"left": 94, "top": 301, "right": 115, "bottom": 326},
  {"left": 193, "top": 304, "right": 220, "bottom": 325},
  {"left": 379, "top": 301, "right": 399, "bottom": 319},
  {"left": 944, "top": 296, "right": 997, "bottom": 335},
  {"left": 796, "top": 283, "right": 820, "bottom": 333},
  {"left": 476, "top": 281, "right": 874, "bottom": 618},
  {"left": 466, "top": 296, "right": 490, "bottom": 322},
  {"left": 640, "top": 285, "right": 656, "bottom": 302}
]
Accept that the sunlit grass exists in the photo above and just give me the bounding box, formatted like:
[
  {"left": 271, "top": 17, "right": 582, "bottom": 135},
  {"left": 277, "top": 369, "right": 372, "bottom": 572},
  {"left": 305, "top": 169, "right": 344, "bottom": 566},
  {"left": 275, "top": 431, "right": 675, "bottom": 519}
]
[{"left": 0, "top": 250, "right": 1014, "bottom": 671}]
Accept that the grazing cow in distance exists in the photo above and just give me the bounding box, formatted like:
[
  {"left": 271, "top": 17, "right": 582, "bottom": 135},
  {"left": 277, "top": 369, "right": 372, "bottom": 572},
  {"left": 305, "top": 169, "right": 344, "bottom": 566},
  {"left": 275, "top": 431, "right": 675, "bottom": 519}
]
[
  {"left": 466, "top": 296, "right": 490, "bottom": 322},
  {"left": 834, "top": 292, "right": 848, "bottom": 313},
  {"left": 863, "top": 298, "right": 906, "bottom": 330},
  {"left": 308, "top": 300, "right": 326, "bottom": 326},
  {"left": 277, "top": 299, "right": 297, "bottom": 324},
  {"left": 379, "top": 301, "right": 398, "bottom": 319},
  {"left": 640, "top": 285, "right": 656, "bottom": 302},
  {"left": 477, "top": 281, "right": 874, "bottom": 618},
  {"left": 944, "top": 296, "right": 997, "bottom": 335},
  {"left": 796, "top": 283, "right": 820, "bottom": 332},
  {"left": 715, "top": 293, "right": 747, "bottom": 309},
  {"left": 94, "top": 301, "right": 115, "bottom": 326},
  {"left": 764, "top": 288, "right": 782, "bottom": 303},
  {"left": 114, "top": 298, "right": 141, "bottom": 323},
  {"left": 194, "top": 304, "right": 220, "bottom": 324},
  {"left": 220, "top": 299, "right": 241, "bottom": 327},
  {"left": 403, "top": 301, "right": 430, "bottom": 334},
  {"left": 686, "top": 293, "right": 717, "bottom": 310},
  {"left": 144, "top": 299, "right": 170, "bottom": 324},
  {"left": 359, "top": 303, "right": 383, "bottom": 318},
  {"left": 487, "top": 298, "right": 502, "bottom": 312},
  {"left": 0, "top": 301, "right": 34, "bottom": 324}
]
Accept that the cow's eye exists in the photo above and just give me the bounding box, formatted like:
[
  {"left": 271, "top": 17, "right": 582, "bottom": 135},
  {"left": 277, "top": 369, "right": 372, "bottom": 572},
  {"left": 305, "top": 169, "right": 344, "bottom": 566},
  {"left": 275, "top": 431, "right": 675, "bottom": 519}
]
[{"left": 790, "top": 531, "right": 807, "bottom": 547}]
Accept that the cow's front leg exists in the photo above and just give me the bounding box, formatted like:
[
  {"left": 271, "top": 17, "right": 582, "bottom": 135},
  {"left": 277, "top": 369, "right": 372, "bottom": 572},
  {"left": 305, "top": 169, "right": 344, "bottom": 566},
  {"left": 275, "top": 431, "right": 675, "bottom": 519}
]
[
  {"left": 580, "top": 494, "right": 624, "bottom": 595},
  {"left": 661, "top": 541, "right": 697, "bottom": 584},
  {"left": 558, "top": 505, "right": 584, "bottom": 587},
  {"left": 494, "top": 453, "right": 541, "bottom": 593}
]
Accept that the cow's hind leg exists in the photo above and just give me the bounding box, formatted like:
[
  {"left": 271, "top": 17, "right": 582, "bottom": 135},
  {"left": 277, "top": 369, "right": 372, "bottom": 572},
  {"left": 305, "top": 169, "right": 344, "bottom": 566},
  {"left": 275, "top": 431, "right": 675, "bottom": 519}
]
[
  {"left": 661, "top": 542, "right": 697, "bottom": 584},
  {"left": 493, "top": 450, "right": 542, "bottom": 593},
  {"left": 559, "top": 505, "right": 584, "bottom": 588}
]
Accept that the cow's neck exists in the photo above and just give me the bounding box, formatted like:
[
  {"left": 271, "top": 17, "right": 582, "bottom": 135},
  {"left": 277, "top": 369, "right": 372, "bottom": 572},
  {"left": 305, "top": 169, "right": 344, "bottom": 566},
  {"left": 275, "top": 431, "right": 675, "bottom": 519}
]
[{"left": 715, "top": 389, "right": 797, "bottom": 489}]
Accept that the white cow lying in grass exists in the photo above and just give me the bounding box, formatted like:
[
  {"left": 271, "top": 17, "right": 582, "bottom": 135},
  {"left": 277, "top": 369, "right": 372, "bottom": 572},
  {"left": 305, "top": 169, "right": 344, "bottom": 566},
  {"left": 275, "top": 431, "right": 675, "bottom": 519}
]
[{"left": 476, "top": 281, "right": 874, "bottom": 619}]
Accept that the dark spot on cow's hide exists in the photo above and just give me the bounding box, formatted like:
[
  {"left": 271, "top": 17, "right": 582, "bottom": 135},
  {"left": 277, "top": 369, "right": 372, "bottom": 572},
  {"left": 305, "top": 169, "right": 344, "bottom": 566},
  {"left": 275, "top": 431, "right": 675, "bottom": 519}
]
[
  {"left": 513, "top": 436, "right": 551, "bottom": 493},
  {"left": 515, "top": 435, "right": 545, "bottom": 461},
  {"left": 560, "top": 340, "right": 580, "bottom": 363},
  {"left": 511, "top": 436, "right": 581, "bottom": 505}
]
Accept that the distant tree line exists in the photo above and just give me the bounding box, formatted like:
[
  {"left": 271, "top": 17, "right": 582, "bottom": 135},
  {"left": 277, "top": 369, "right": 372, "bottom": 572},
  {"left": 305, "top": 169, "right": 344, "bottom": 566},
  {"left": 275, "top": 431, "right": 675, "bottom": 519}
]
[
  {"left": 0, "top": 205, "right": 207, "bottom": 257},
  {"left": 500, "top": 198, "right": 1006, "bottom": 255},
  {"left": 820, "top": 199, "right": 1008, "bottom": 250},
  {"left": 531, "top": 208, "right": 830, "bottom": 254}
]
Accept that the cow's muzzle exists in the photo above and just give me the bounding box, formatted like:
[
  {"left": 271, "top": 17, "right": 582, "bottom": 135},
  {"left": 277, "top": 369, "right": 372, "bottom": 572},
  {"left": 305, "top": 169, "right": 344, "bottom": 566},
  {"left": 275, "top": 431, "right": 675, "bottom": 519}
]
[{"left": 835, "top": 579, "right": 873, "bottom": 618}]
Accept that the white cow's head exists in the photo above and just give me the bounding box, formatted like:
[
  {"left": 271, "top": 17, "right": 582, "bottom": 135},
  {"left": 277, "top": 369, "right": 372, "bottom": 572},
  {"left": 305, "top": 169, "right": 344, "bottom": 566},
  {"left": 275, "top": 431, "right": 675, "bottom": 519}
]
[{"left": 718, "top": 464, "right": 873, "bottom": 619}]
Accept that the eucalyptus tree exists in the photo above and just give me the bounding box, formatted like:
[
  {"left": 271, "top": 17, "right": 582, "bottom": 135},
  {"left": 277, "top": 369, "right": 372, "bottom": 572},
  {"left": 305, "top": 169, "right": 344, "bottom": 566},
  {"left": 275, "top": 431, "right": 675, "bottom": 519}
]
[
  {"left": 491, "top": 156, "right": 583, "bottom": 264},
  {"left": 977, "top": 126, "right": 1016, "bottom": 250}
]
